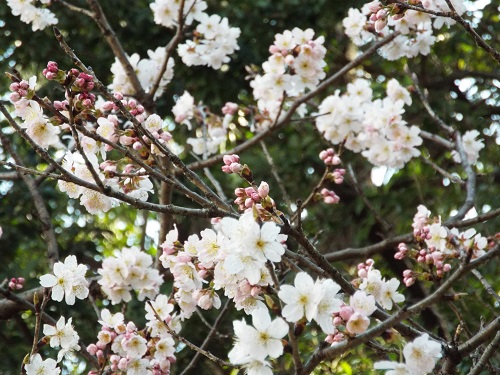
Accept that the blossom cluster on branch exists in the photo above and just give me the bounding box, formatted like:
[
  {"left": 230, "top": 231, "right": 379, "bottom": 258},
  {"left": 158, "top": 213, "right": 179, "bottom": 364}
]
[{"left": 1, "top": 0, "right": 498, "bottom": 374}]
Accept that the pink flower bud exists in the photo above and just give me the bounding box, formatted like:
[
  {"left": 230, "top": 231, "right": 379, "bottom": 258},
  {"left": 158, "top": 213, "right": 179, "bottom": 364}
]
[
  {"left": 9, "top": 83, "right": 19, "bottom": 92},
  {"left": 375, "top": 18, "right": 388, "bottom": 33},
  {"left": 333, "top": 316, "right": 343, "bottom": 326},
  {"left": 160, "top": 132, "right": 172, "bottom": 141},
  {"left": 102, "top": 101, "right": 114, "bottom": 111},
  {"left": 339, "top": 306, "right": 354, "bottom": 321},
  {"left": 404, "top": 278, "right": 415, "bottom": 287},
  {"left": 403, "top": 269, "right": 413, "bottom": 277},
  {"left": 113, "top": 92, "right": 123, "bottom": 100},
  {"left": 229, "top": 163, "right": 243, "bottom": 173},
  {"left": 9, "top": 92, "right": 21, "bottom": 102},
  {"left": 443, "top": 264, "right": 451, "bottom": 272},
  {"left": 269, "top": 45, "right": 281, "bottom": 54},
  {"left": 257, "top": 181, "right": 269, "bottom": 198},
  {"left": 223, "top": 154, "right": 240, "bottom": 165},
  {"left": 87, "top": 344, "right": 98, "bottom": 355},
  {"left": 250, "top": 286, "right": 262, "bottom": 297},
  {"left": 118, "top": 358, "right": 128, "bottom": 371},
  {"left": 119, "top": 136, "right": 135, "bottom": 146},
  {"left": 133, "top": 141, "right": 143, "bottom": 150},
  {"left": 222, "top": 102, "right": 238, "bottom": 115}
]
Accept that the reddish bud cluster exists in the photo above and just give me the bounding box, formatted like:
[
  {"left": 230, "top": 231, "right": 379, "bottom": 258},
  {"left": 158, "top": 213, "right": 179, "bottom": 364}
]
[
  {"left": 9, "top": 80, "right": 30, "bottom": 102},
  {"left": 320, "top": 188, "right": 340, "bottom": 204},
  {"left": 43, "top": 61, "right": 59, "bottom": 80},
  {"left": 8, "top": 277, "right": 25, "bottom": 290},
  {"left": 319, "top": 148, "right": 341, "bottom": 166},
  {"left": 222, "top": 154, "right": 242, "bottom": 174}
]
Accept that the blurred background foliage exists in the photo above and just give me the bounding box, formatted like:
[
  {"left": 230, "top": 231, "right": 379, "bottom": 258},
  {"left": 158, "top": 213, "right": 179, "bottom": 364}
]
[{"left": 0, "top": 0, "right": 499, "bottom": 374}]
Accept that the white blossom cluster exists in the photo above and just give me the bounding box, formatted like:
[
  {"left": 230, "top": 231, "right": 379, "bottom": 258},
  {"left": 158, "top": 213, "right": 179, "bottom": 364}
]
[
  {"left": 177, "top": 13, "right": 241, "bottom": 69},
  {"left": 159, "top": 212, "right": 287, "bottom": 318},
  {"left": 374, "top": 333, "right": 442, "bottom": 374},
  {"left": 150, "top": 0, "right": 207, "bottom": 29},
  {"left": 109, "top": 47, "right": 175, "bottom": 99},
  {"left": 451, "top": 129, "right": 485, "bottom": 164},
  {"left": 24, "top": 354, "right": 60, "bottom": 375},
  {"left": 228, "top": 307, "right": 288, "bottom": 375},
  {"left": 88, "top": 306, "right": 179, "bottom": 374},
  {"left": 343, "top": 0, "right": 467, "bottom": 61},
  {"left": 358, "top": 264, "right": 405, "bottom": 310},
  {"left": 98, "top": 247, "right": 164, "bottom": 304},
  {"left": 9, "top": 77, "right": 157, "bottom": 215},
  {"left": 151, "top": 0, "right": 240, "bottom": 69},
  {"left": 278, "top": 272, "right": 343, "bottom": 334},
  {"left": 39, "top": 255, "right": 89, "bottom": 305},
  {"left": 6, "top": 0, "right": 58, "bottom": 31},
  {"left": 250, "top": 27, "right": 327, "bottom": 129},
  {"left": 43, "top": 316, "right": 81, "bottom": 362},
  {"left": 171, "top": 91, "right": 228, "bottom": 156},
  {"left": 316, "top": 77, "right": 422, "bottom": 168},
  {"left": 414, "top": 205, "right": 488, "bottom": 259},
  {"left": 13, "top": 98, "right": 60, "bottom": 149}
]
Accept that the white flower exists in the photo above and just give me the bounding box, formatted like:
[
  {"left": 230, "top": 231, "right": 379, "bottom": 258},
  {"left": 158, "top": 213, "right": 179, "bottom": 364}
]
[
  {"left": 145, "top": 294, "right": 174, "bottom": 322},
  {"left": 425, "top": 222, "right": 447, "bottom": 251},
  {"left": 403, "top": 334, "right": 442, "bottom": 374},
  {"left": 346, "top": 312, "right": 371, "bottom": 334},
  {"left": 25, "top": 354, "right": 60, "bottom": 375},
  {"left": 278, "top": 272, "right": 321, "bottom": 322},
  {"left": 172, "top": 91, "right": 195, "bottom": 125},
  {"left": 350, "top": 291, "right": 377, "bottom": 316},
  {"left": 374, "top": 360, "right": 412, "bottom": 375},
  {"left": 122, "top": 334, "right": 148, "bottom": 358},
  {"left": 143, "top": 113, "right": 163, "bottom": 132},
  {"left": 359, "top": 268, "right": 385, "bottom": 301},
  {"left": 99, "top": 309, "right": 124, "bottom": 332},
  {"left": 314, "top": 279, "right": 343, "bottom": 334},
  {"left": 379, "top": 278, "right": 405, "bottom": 310},
  {"left": 126, "top": 358, "right": 151, "bottom": 375},
  {"left": 43, "top": 316, "right": 80, "bottom": 352},
  {"left": 228, "top": 307, "right": 288, "bottom": 363},
  {"left": 39, "top": 255, "right": 89, "bottom": 305},
  {"left": 155, "top": 337, "right": 176, "bottom": 360}
]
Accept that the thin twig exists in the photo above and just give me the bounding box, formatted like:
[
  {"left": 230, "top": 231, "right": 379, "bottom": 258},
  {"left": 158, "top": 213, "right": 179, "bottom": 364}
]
[
  {"left": 419, "top": 155, "right": 465, "bottom": 186},
  {"left": 85, "top": 0, "right": 149, "bottom": 106},
  {"left": 347, "top": 164, "right": 393, "bottom": 232},
  {"left": 471, "top": 269, "right": 500, "bottom": 304},
  {"left": 180, "top": 299, "right": 231, "bottom": 375},
  {"left": 260, "top": 141, "right": 293, "bottom": 215}
]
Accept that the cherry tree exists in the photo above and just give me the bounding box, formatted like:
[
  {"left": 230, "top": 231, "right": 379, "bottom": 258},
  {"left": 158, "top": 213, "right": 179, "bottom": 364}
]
[{"left": 0, "top": 1, "right": 499, "bottom": 374}]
